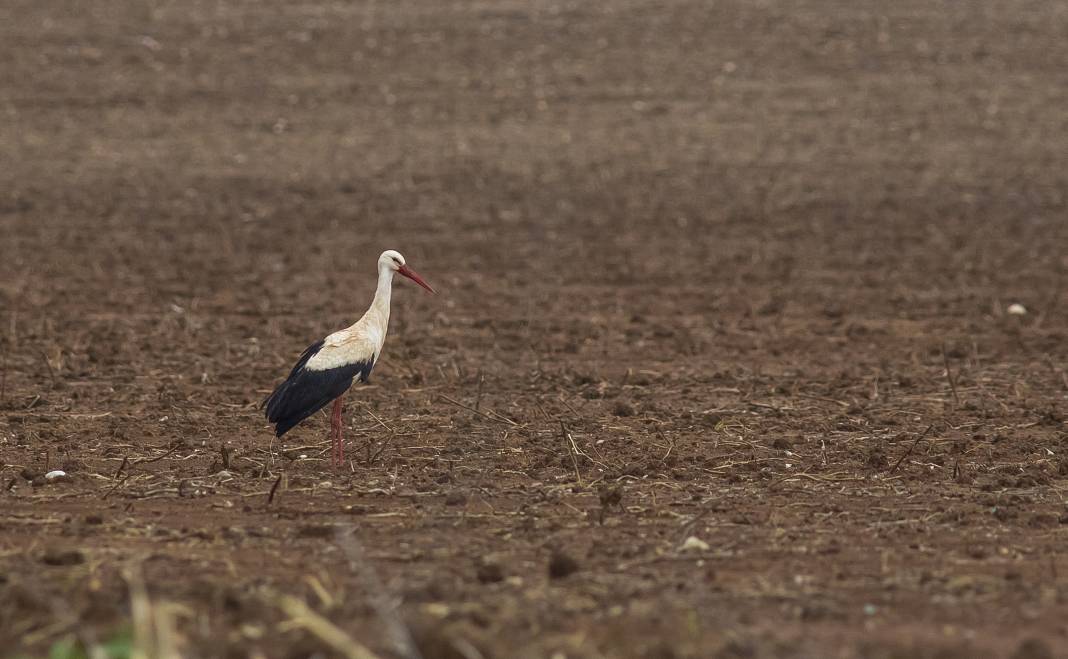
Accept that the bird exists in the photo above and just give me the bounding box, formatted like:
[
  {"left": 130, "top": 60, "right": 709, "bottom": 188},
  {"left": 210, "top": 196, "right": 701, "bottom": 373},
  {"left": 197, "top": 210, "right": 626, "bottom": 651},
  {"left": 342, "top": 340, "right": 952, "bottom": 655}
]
[{"left": 262, "top": 249, "right": 435, "bottom": 468}]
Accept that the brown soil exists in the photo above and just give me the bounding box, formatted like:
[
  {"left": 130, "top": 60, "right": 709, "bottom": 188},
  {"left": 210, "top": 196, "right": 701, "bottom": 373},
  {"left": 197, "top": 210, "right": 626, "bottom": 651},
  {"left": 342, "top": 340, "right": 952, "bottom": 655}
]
[{"left": 2, "top": 1, "right": 1068, "bottom": 657}]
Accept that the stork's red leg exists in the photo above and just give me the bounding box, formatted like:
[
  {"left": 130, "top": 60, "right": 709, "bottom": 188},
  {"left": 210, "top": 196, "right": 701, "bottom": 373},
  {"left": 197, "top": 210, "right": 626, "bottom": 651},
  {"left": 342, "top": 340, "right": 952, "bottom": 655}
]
[
  {"left": 330, "top": 396, "right": 344, "bottom": 469},
  {"left": 338, "top": 402, "right": 345, "bottom": 465}
]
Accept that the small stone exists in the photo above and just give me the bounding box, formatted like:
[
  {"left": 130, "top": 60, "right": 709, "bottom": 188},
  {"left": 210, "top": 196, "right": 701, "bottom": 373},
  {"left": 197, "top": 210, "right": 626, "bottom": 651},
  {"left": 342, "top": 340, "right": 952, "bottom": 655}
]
[
  {"left": 701, "top": 412, "right": 723, "bottom": 427},
  {"left": 680, "top": 536, "right": 710, "bottom": 552},
  {"left": 44, "top": 470, "right": 68, "bottom": 481},
  {"left": 476, "top": 561, "right": 504, "bottom": 584},
  {"left": 548, "top": 550, "right": 580, "bottom": 579},
  {"left": 1007, "top": 303, "right": 1028, "bottom": 316}
]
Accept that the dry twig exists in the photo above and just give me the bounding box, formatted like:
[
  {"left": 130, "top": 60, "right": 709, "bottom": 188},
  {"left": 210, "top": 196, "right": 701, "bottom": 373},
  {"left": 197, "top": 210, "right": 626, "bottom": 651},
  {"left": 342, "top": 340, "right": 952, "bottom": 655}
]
[
  {"left": 941, "top": 344, "right": 960, "bottom": 407},
  {"left": 335, "top": 528, "right": 423, "bottom": 659},
  {"left": 271, "top": 592, "right": 384, "bottom": 659},
  {"left": 438, "top": 394, "right": 517, "bottom": 426},
  {"left": 267, "top": 472, "right": 284, "bottom": 505},
  {"left": 560, "top": 421, "right": 582, "bottom": 485},
  {"left": 888, "top": 424, "right": 935, "bottom": 475}
]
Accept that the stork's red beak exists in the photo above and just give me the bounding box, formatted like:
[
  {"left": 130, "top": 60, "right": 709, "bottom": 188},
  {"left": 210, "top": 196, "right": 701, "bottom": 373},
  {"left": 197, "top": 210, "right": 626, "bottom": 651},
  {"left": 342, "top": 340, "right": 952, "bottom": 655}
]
[{"left": 397, "top": 265, "right": 436, "bottom": 294}]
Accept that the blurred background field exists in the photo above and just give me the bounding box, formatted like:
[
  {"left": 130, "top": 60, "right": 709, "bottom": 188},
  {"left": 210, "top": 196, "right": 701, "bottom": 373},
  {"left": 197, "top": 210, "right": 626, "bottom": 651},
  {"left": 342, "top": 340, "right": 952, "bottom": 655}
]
[{"left": 1, "top": 1, "right": 1068, "bottom": 657}]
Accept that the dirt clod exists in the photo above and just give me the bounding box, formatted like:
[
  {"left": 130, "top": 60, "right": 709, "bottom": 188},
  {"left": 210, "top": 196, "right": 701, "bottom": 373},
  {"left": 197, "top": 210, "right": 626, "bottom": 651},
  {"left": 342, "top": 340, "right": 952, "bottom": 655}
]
[
  {"left": 548, "top": 550, "right": 580, "bottom": 580},
  {"left": 1011, "top": 638, "right": 1054, "bottom": 659},
  {"left": 296, "top": 525, "right": 335, "bottom": 539},
  {"left": 476, "top": 561, "right": 505, "bottom": 584},
  {"left": 40, "top": 549, "right": 86, "bottom": 566}
]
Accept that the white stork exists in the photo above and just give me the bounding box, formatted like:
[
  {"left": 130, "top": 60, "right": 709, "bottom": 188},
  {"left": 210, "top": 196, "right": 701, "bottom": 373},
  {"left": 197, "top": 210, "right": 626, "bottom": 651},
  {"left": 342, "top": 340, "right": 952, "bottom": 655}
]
[{"left": 263, "top": 249, "right": 435, "bottom": 467}]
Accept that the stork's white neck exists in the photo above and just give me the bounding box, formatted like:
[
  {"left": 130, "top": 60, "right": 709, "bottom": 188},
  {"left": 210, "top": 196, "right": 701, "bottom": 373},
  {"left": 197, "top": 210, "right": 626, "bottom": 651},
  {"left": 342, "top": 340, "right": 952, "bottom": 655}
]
[
  {"left": 371, "top": 263, "right": 394, "bottom": 317},
  {"left": 336, "top": 263, "right": 394, "bottom": 359}
]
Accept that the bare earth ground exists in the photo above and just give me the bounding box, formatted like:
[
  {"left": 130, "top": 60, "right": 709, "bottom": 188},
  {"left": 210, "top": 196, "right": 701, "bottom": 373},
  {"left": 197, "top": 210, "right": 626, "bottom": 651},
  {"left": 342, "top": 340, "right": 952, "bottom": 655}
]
[{"left": 2, "top": 1, "right": 1068, "bottom": 657}]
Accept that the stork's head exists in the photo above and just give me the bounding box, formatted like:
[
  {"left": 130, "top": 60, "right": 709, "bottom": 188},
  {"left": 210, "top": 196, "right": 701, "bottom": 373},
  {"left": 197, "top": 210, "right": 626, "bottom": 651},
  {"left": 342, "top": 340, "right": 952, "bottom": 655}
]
[{"left": 379, "top": 250, "right": 435, "bottom": 293}]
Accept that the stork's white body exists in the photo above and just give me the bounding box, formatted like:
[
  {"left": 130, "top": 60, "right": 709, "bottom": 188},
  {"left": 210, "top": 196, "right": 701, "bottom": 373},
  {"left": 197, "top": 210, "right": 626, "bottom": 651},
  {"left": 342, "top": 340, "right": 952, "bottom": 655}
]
[
  {"left": 304, "top": 265, "right": 393, "bottom": 373},
  {"left": 262, "top": 250, "right": 434, "bottom": 467}
]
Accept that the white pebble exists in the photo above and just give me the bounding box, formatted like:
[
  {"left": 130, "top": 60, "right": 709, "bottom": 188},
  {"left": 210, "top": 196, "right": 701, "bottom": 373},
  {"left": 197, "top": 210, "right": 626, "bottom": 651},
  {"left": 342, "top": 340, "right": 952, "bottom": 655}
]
[
  {"left": 680, "top": 536, "right": 710, "bottom": 552},
  {"left": 44, "top": 470, "right": 68, "bottom": 481},
  {"left": 1007, "top": 303, "right": 1027, "bottom": 315}
]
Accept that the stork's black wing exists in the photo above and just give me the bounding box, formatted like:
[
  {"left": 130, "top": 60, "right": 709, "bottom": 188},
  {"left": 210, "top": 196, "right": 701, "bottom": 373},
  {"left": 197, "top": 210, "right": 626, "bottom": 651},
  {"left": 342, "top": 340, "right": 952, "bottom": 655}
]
[{"left": 262, "top": 340, "right": 374, "bottom": 437}]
